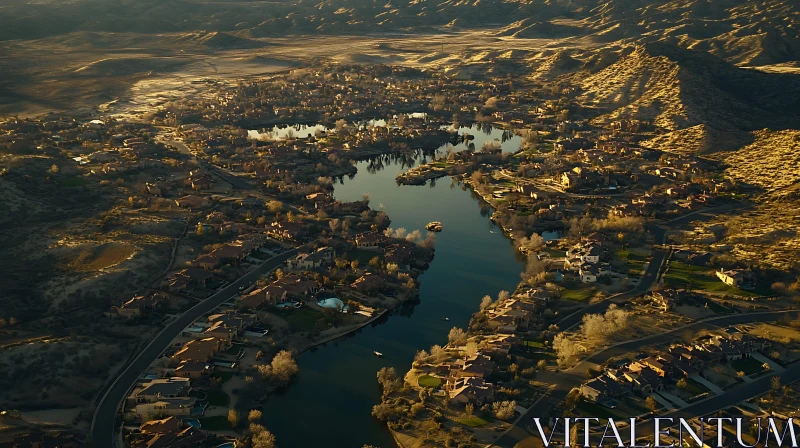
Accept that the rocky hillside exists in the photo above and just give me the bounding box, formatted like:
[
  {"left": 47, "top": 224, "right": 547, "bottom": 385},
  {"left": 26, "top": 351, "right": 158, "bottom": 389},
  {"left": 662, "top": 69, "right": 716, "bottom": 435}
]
[
  {"left": 1, "top": 0, "right": 799, "bottom": 65},
  {"left": 573, "top": 43, "right": 800, "bottom": 132}
]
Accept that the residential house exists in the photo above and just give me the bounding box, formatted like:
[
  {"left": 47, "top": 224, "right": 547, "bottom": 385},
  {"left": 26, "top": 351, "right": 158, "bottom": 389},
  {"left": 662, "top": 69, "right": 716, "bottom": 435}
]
[
  {"left": 195, "top": 253, "right": 220, "bottom": 271},
  {"left": 175, "top": 195, "right": 209, "bottom": 209},
  {"left": 448, "top": 377, "right": 494, "bottom": 405},
  {"left": 106, "top": 294, "right": 160, "bottom": 319},
  {"left": 353, "top": 232, "right": 389, "bottom": 249},
  {"left": 174, "top": 360, "right": 212, "bottom": 379},
  {"left": 134, "top": 398, "right": 196, "bottom": 419},
  {"left": 452, "top": 353, "right": 495, "bottom": 379},
  {"left": 351, "top": 274, "right": 387, "bottom": 295},
  {"left": 579, "top": 264, "right": 601, "bottom": 283},
  {"left": 140, "top": 416, "right": 181, "bottom": 436},
  {"left": 132, "top": 377, "right": 191, "bottom": 403},
  {"left": 715, "top": 269, "right": 755, "bottom": 289},
  {"left": 581, "top": 375, "right": 623, "bottom": 402},
  {"left": 287, "top": 247, "right": 334, "bottom": 270},
  {"left": 172, "top": 337, "right": 223, "bottom": 362},
  {"left": 240, "top": 285, "right": 288, "bottom": 309},
  {"left": 134, "top": 426, "right": 205, "bottom": 448}
]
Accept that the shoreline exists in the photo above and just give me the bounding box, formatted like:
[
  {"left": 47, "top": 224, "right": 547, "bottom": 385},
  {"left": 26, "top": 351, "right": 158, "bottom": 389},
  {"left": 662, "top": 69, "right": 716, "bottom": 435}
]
[{"left": 293, "top": 308, "right": 389, "bottom": 356}]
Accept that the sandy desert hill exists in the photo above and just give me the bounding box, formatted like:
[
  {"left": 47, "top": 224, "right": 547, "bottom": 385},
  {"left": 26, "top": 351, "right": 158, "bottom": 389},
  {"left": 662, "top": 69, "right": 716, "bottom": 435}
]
[{"left": 0, "top": 0, "right": 799, "bottom": 119}]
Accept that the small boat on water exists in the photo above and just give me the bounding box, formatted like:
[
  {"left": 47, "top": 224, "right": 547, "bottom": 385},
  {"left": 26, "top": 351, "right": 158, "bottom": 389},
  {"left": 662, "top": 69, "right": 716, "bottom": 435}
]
[
  {"left": 374, "top": 351, "right": 383, "bottom": 357},
  {"left": 441, "top": 317, "right": 450, "bottom": 321},
  {"left": 426, "top": 221, "right": 443, "bottom": 232},
  {"left": 489, "top": 230, "right": 496, "bottom": 234}
]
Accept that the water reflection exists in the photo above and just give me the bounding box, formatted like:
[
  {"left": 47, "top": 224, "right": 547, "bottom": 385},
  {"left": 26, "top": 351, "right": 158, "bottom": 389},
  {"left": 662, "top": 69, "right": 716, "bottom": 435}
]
[{"left": 260, "top": 120, "right": 526, "bottom": 448}]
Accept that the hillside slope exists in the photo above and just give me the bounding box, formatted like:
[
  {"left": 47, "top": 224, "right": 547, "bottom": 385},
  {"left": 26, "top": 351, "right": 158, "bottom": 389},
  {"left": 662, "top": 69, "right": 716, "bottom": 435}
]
[
  {"left": 575, "top": 43, "right": 800, "bottom": 131},
  {"left": 1, "top": 0, "right": 799, "bottom": 65}
]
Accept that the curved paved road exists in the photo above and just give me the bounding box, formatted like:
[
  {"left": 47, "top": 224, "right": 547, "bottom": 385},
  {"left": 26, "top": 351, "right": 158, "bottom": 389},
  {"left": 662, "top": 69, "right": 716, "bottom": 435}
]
[
  {"left": 91, "top": 249, "right": 296, "bottom": 447},
  {"left": 494, "top": 312, "right": 800, "bottom": 447},
  {"left": 556, "top": 225, "right": 668, "bottom": 331}
]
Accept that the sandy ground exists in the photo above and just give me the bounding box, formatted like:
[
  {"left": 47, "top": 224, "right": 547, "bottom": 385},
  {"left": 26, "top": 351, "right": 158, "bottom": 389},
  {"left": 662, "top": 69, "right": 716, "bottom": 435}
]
[
  {"left": 17, "top": 408, "right": 83, "bottom": 428},
  {"left": 1, "top": 31, "right": 580, "bottom": 118}
]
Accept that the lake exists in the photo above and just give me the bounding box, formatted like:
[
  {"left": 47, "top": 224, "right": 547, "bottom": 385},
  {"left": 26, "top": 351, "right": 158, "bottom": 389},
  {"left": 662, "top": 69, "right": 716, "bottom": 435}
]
[{"left": 260, "top": 129, "right": 526, "bottom": 447}]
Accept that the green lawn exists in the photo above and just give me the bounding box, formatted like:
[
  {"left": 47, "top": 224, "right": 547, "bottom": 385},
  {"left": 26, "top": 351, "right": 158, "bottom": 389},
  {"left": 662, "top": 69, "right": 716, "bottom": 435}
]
[
  {"left": 577, "top": 401, "right": 626, "bottom": 420},
  {"left": 526, "top": 351, "right": 556, "bottom": 360},
  {"left": 544, "top": 248, "right": 564, "bottom": 258},
  {"left": 684, "top": 378, "right": 709, "bottom": 395},
  {"left": 458, "top": 416, "right": 489, "bottom": 427},
  {"left": 616, "top": 248, "right": 649, "bottom": 276},
  {"left": 524, "top": 340, "right": 546, "bottom": 349},
  {"left": 621, "top": 397, "right": 651, "bottom": 415},
  {"left": 211, "top": 371, "right": 234, "bottom": 384},
  {"left": 197, "top": 415, "right": 232, "bottom": 431},
  {"left": 731, "top": 357, "right": 766, "bottom": 375},
  {"left": 348, "top": 249, "right": 383, "bottom": 267},
  {"left": 279, "top": 307, "right": 323, "bottom": 330},
  {"left": 418, "top": 375, "right": 442, "bottom": 388},
  {"left": 681, "top": 378, "right": 710, "bottom": 396},
  {"left": 205, "top": 388, "right": 230, "bottom": 406},
  {"left": 664, "top": 262, "right": 761, "bottom": 297},
  {"left": 561, "top": 284, "right": 595, "bottom": 302}
]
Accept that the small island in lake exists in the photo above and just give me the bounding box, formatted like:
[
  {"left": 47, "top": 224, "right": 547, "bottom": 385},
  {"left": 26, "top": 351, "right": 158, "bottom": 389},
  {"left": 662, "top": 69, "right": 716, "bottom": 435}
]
[{"left": 426, "top": 221, "right": 443, "bottom": 232}]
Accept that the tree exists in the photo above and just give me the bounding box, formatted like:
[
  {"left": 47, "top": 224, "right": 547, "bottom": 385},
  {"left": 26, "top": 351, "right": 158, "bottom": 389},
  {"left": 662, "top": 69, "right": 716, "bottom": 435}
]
[
  {"left": 537, "top": 359, "right": 548, "bottom": 370},
  {"left": 351, "top": 260, "right": 359, "bottom": 271},
  {"left": 414, "top": 349, "right": 430, "bottom": 364},
  {"left": 227, "top": 409, "right": 240, "bottom": 428},
  {"left": 492, "top": 400, "right": 516, "bottom": 420},
  {"left": 479, "top": 295, "right": 493, "bottom": 310},
  {"left": 376, "top": 367, "right": 401, "bottom": 395},
  {"left": 371, "top": 402, "right": 396, "bottom": 422},
  {"left": 248, "top": 409, "right": 263, "bottom": 423},
  {"left": 270, "top": 350, "right": 299, "bottom": 386},
  {"left": 448, "top": 327, "right": 468, "bottom": 346},
  {"left": 195, "top": 222, "right": 205, "bottom": 236},
  {"left": 251, "top": 428, "right": 277, "bottom": 448},
  {"left": 267, "top": 200, "right": 283, "bottom": 213},
  {"left": 465, "top": 403, "right": 474, "bottom": 416},
  {"left": 430, "top": 345, "right": 446, "bottom": 361},
  {"left": 464, "top": 342, "right": 479, "bottom": 358},
  {"left": 498, "top": 290, "right": 511, "bottom": 302},
  {"left": 553, "top": 333, "right": 581, "bottom": 365},
  {"left": 369, "top": 256, "right": 382, "bottom": 269},
  {"left": 771, "top": 375, "right": 782, "bottom": 390},
  {"left": 564, "top": 388, "right": 581, "bottom": 410},
  {"left": 518, "top": 233, "right": 545, "bottom": 253},
  {"left": 645, "top": 396, "right": 658, "bottom": 414},
  {"left": 676, "top": 378, "right": 688, "bottom": 389}
]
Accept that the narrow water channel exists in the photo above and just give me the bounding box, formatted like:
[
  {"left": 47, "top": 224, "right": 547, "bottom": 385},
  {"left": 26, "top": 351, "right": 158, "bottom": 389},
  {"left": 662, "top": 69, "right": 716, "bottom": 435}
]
[{"left": 260, "top": 126, "right": 526, "bottom": 447}]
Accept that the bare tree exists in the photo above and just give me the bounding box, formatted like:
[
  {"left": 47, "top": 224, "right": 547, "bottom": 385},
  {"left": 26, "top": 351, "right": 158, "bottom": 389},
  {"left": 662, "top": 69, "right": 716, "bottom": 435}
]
[
  {"left": 448, "top": 327, "right": 468, "bottom": 346},
  {"left": 228, "top": 409, "right": 240, "bottom": 428},
  {"left": 492, "top": 400, "right": 516, "bottom": 420}
]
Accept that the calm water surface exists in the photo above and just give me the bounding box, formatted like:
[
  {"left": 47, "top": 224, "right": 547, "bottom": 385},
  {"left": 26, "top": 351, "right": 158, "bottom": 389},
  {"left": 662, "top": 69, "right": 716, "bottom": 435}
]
[{"left": 261, "top": 130, "right": 525, "bottom": 448}]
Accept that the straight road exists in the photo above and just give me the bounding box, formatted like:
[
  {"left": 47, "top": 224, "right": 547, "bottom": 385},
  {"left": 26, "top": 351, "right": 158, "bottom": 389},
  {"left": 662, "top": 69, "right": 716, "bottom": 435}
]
[
  {"left": 671, "top": 360, "right": 800, "bottom": 419},
  {"left": 91, "top": 249, "right": 297, "bottom": 447}
]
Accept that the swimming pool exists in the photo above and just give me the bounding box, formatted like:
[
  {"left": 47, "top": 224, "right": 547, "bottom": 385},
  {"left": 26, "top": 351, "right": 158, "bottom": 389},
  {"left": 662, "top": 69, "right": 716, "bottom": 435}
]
[{"left": 316, "top": 297, "right": 348, "bottom": 311}]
